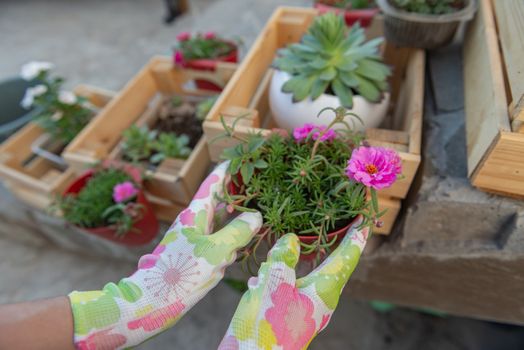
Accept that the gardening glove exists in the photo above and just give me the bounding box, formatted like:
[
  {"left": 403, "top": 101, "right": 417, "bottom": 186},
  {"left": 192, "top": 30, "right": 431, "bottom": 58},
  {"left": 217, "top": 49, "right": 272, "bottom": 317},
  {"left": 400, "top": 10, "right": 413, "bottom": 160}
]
[
  {"left": 68, "top": 162, "right": 262, "bottom": 350},
  {"left": 218, "top": 216, "right": 369, "bottom": 350}
]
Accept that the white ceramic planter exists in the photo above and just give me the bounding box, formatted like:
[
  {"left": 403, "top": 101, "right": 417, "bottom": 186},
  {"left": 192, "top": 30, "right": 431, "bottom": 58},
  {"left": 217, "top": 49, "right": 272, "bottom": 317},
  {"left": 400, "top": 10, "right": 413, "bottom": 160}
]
[{"left": 269, "top": 70, "right": 390, "bottom": 133}]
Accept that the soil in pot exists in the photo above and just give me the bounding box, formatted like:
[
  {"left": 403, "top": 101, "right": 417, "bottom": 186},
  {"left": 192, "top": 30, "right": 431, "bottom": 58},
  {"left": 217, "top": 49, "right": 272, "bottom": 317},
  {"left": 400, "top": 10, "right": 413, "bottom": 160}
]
[{"left": 154, "top": 95, "right": 203, "bottom": 149}]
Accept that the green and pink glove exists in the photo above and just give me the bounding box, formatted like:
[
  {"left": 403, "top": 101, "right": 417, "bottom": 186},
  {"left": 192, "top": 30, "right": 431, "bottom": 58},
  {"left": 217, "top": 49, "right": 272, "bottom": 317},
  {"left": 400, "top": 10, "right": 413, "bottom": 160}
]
[
  {"left": 68, "top": 162, "right": 262, "bottom": 349},
  {"left": 218, "top": 216, "right": 369, "bottom": 350}
]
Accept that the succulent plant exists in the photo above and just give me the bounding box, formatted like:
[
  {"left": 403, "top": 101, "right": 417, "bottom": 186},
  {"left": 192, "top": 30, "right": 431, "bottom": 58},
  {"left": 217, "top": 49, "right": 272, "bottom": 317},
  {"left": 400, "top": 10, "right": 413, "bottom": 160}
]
[
  {"left": 121, "top": 125, "right": 157, "bottom": 163},
  {"left": 150, "top": 132, "right": 191, "bottom": 164},
  {"left": 391, "top": 0, "right": 464, "bottom": 14},
  {"left": 195, "top": 96, "right": 218, "bottom": 120},
  {"left": 318, "top": 0, "right": 376, "bottom": 9},
  {"left": 273, "top": 12, "right": 390, "bottom": 108}
]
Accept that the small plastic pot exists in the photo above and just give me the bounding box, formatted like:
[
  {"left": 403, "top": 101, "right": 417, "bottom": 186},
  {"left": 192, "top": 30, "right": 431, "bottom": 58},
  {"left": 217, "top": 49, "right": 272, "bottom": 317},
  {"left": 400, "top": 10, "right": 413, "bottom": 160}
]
[
  {"left": 64, "top": 170, "right": 159, "bottom": 246},
  {"left": 314, "top": 3, "right": 379, "bottom": 27},
  {"left": 181, "top": 40, "right": 238, "bottom": 92},
  {"left": 376, "top": 0, "right": 477, "bottom": 49}
]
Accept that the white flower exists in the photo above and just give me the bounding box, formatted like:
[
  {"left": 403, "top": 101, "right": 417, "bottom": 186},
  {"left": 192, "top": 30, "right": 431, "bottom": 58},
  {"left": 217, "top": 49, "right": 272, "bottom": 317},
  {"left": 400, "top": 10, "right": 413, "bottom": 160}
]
[
  {"left": 19, "top": 84, "right": 48, "bottom": 109},
  {"left": 58, "top": 90, "right": 77, "bottom": 105},
  {"left": 20, "top": 61, "right": 54, "bottom": 81}
]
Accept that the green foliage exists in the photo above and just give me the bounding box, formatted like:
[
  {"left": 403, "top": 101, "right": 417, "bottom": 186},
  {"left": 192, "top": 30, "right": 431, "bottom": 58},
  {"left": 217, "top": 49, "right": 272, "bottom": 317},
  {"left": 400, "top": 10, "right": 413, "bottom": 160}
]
[
  {"left": 58, "top": 168, "right": 142, "bottom": 235},
  {"left": 175, "top": 34, "right": 235, "bottom": 61},
  {"left": 273, "top": 12, "right": 390, "bottom": 108},
  {"left": 151, "top": 133, "right": 191, "bottom": 164},
  {"left": 121, "top": 125, "right": 192, "bottom": 164},
  {"left": 318, "top": 0, "right": 376, "bottom": 9},
  {"left": 121, "top": 125, "right": 158, "bottom": 163},
  {"left": 391, "top": 0, "right": 464, "bottom": 14},
  {"left": 27, "top": 70, "right": 94, "bottom": 144},
  {"left": 195, "top": 96, "right": 218, "bottom": 120},
  {"left": 219, "top": 108, "right": 379, "bottom": 259}
]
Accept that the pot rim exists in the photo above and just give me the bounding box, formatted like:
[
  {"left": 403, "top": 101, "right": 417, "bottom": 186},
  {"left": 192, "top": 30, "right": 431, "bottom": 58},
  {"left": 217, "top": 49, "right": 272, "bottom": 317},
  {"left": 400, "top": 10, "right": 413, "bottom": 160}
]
[{"left": 376, "top": 0, "right": 477, "bottom": 23}]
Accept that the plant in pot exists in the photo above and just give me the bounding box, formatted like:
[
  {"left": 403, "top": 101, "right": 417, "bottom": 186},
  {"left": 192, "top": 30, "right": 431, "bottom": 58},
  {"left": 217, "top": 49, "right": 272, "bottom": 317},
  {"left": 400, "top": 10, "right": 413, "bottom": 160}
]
[
  {"left": 19, "top": 61, "right": 96, "bottom": 169},
  {"left": 217, "top": 107, "right": 401, "bottom": 266},
  {"left": 376, "top": 0, "right": 477, "bottom": 49},
  {"left": 270, "top": 12, "right": 391, "bottom": 133},
  {"left": 314, "top": 0, "right": 379, "bottom": 27},
  {"left": 57, "top": 164, "right": 159, "bottom": 246},
  {"left": 173, "top": 31, "right": 239, "bottom": 91}
]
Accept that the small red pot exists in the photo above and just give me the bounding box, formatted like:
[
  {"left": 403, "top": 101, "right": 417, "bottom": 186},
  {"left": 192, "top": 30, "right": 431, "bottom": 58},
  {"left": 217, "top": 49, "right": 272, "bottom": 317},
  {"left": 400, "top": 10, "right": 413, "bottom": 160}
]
[
  {"left": 64, "top": 170, "right": 159, "bottom": 246},
  {"left": 181, "top": 40, "right": 238, "bottom": 92},
  {"left": 315, "top": 3, "right": 379, "bottom": 27}
]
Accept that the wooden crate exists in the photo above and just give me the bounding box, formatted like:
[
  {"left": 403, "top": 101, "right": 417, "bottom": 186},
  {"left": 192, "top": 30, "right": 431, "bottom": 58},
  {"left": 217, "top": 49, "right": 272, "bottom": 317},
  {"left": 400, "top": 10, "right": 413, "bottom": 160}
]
[
  {"left": 0, "top": 85, "right": 113, "bottom": 210},
  {"left": 202, "top": 7, "right": 425, "bottom": 234},
  {"left": 63, "top": 56, "right": 237, "bottom": 205},
  {"left": 464, "top": 0, "right": 524, "bottom": 197}
]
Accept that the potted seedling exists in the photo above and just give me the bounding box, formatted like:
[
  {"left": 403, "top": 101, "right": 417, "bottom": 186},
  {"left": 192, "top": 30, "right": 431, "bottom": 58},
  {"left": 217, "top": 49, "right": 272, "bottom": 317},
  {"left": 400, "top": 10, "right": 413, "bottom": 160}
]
[
  {"left": 270, "top": 13, "right": 391, "bottom": 133},
  {"left": 58, "top": 164, "right": 159, "bottom": 246},
  {"left": 314, "top": 0, "right": 379, "bottom": 27},
  {"left": 118, "top": 94, "right": 213, "bottom": 169},
  {"left": 173, "top": 31, "right": 239, "bottom": 91},
  {"left": 218, "top": 107, "right": 401, "bottom": 264},
  {"left": 18, "top": 61, "right": 97, "bottom": 169},
  {"left": 376, "top": 0, "right": 477, "bottom": 49}
]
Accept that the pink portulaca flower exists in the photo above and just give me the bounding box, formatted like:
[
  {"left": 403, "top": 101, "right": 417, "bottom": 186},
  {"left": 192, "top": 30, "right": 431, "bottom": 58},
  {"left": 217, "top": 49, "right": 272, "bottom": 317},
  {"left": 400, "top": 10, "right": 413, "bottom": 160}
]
[
  {"left": 346, "top": 146, "right": 402, "bottom": 190},
  {"left": 293, "top": 123, "right": 336, "bottom": 142},
  {"left": 173, "top": 51, "right": 185, "bottom": 66},
  {"left": 176, "top": 31, "right": 191, "bottom": 41},
  {"left": 203, "top": 31, "right": 216, "bottom": 40},
  {"left": 113, "top": 181, "right": 139, "bottom": 203}
]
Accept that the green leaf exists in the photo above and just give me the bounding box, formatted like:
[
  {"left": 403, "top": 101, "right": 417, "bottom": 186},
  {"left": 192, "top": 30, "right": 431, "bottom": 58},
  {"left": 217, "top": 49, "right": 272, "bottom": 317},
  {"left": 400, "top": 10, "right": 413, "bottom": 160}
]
[
  {"left": 254, "top": 159, "right": 268, "bottom": 169},
  {"left": 310, "top": 79, "right": 330, "bottom": 100},
  {"left": 319, "top": 66, "right": 337, "bottom": 81},
  {"left": 240, "top": 162, "right": 255, "bottom": 184},
  {"left": 332, "top": 78, "right": 354, "bottom": 109},
  {"left": 247, "top": 137, "right": 265, "bottom": 153},
  {"left": 354, "top": 75, "right": 381, "bottom": 102}
]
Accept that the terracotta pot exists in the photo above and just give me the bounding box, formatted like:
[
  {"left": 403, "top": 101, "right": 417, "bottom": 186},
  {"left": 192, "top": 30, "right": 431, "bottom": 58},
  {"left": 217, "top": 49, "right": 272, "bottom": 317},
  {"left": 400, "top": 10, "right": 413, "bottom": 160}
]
[
  {"left": 314, "top": 3, "right": 379, "bottom": 27},
  {"left": 269, "top": 70, "right": 390, "bottom": 133},
  {"left": 64, "top": 170, "right": 159, "bottom": 246},
  {"left": 181, "top": 40, "right": 238, "bottom": 92}
]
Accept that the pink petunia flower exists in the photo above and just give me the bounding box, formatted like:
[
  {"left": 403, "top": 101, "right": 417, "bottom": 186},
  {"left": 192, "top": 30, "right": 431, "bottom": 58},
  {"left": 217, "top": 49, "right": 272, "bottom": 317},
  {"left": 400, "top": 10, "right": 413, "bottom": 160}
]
[
  {"left": 203, "top": 31, "right": 216, "bottom": 40},
  {"left": 293, "top": 123, "right": 336, "bottom": 142},
  {"left": 113, "top": 181, "right": 139, "bottom": 203},
  {"left": 265, "top": 283, "right": 316, "bottom": 350},
  {"left": 346, "top": 146, "right": 402, "bottom": 190},
  {"left": 174, "top": 51, "right": 185, "bottom": 66},
  {"left": 176, "top": 31, "right": 191, "bottom": 41}
]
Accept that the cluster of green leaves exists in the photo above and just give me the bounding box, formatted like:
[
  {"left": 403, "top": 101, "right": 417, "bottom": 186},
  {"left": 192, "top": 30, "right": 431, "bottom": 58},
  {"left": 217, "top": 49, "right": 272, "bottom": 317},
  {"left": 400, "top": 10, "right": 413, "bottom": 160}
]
[
  {"left": 273, "top": 12, "right": 390, "bottom": 108},
  {"left": 220, "top": 116, "right": 380, "bottom": 260},
  {"left": 30, "top": 71, "right": 93, "bottom": 144},
  {"left": 121, "top": 125, "right": 191, "bottom": 164},
  {"left": 391, "top": 0, "right": 464, "bottom": 14},
  {"left": 195, "top": 96, "right": 218, "bottom": 121},
  {"left": 175, "top": 34, "right": 235, "bottom": 60},
  {"left": 318, "top": 0, "right": 376, "bottom": 9},
  {"left": 58, "top": 168, "right": 141, "bottom": 235}
]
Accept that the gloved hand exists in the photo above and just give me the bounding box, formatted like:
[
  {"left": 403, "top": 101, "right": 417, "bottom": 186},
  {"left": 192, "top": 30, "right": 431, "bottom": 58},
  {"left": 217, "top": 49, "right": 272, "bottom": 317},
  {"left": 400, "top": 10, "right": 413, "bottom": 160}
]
[
  {"left": 218, "top": 216, "right": 369, "bottom": 350},
  {"left": 69, "top": 162, "right": 262, "bottom": 350}
]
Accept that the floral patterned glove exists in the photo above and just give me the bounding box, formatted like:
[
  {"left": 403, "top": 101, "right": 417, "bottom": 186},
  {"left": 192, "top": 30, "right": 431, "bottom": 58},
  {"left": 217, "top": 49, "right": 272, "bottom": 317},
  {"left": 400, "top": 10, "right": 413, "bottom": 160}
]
[
  {"left": 218, "top": 216, "right": 369, "bottom": 350},
  {"left": 68, "top": 162, "right": 262, "bottom": 349}
]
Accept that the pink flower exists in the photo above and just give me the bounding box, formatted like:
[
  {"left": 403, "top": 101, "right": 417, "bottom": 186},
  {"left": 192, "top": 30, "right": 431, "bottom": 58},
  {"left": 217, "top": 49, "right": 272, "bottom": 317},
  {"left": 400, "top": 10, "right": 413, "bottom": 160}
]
[
  {"left": 174, "top": 50, "right": 185, "bottom": 66},
  {"left": 346, "top": 146, "right": 402, "bottom": 190},
  {"left": 265, "top": 283, "right": 316, "bottom": 350},
  {"left": 204, "top": 31, "right": 216, "bottom": 39},
  {"left": 176, "top": 31, "right": 191, "bottom": 41},
  {"left": 293, "top": 123, "right": 336, "bottom": 142},
  {"left": 113, "top": 181, "right": 139, "bottom": 203}
]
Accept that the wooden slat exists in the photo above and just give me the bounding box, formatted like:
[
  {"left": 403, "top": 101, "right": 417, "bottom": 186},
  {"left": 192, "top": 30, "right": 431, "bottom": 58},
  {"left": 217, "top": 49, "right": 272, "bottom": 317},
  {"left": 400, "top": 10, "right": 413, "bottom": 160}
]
[
  {"left": 473, "top": 132, "right": 524, "bottom": 197},
  {"left": 463, "top": 0, "right": 510, "bottom": 177},
  {"left": 374, "top": 196, "right": 401, "bottom": 235},
  {"left": 492, "top": 0, "right": 524, "bottom": 132}
]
